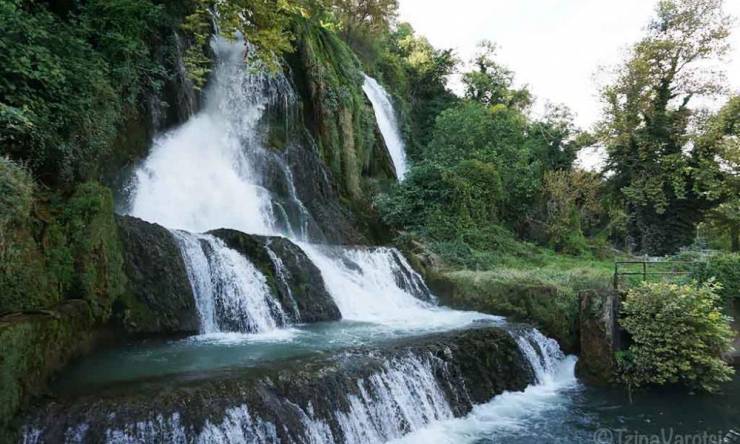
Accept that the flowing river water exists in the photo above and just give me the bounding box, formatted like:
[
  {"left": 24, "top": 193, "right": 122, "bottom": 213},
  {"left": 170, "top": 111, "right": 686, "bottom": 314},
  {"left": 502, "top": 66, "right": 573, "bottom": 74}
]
[{"left": 22, "top": 35, "right": 740, "bottom": 443}]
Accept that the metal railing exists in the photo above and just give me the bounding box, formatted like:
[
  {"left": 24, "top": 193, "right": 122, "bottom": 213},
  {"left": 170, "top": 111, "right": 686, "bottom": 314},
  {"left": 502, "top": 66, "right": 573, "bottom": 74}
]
[{"left": 613, "top": 260, "right": 693, "bottom": 290}]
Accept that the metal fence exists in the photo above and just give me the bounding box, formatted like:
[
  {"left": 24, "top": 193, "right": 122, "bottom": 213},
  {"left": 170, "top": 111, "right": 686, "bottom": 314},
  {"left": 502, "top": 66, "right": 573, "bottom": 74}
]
[{"left": 613, "top": 260, "right": 693, "bottom": 290}]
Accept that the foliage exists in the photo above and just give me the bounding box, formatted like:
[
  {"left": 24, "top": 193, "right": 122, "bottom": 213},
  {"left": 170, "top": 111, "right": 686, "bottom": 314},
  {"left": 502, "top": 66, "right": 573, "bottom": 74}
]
[
  {"left": 0, "top": 0, "right": 166, "bottom": 185},
  {"left": 381, "top": 23, "right": 458, "bottom": 153},
  {"left": 690, "top": 253, "right": 740, "bottom": 301},
  {"left": 598, "top": 0, "right": 733, "bottom": 255},
  {"left": 330, "top": 0, "right": 398, "bottom": 47},
  {"left": 617, "top": 281, "right": 735, "bottom": 393},
  {"left": 436, "top": 256, "right": 614, "bottom": 351},
  {"left": 378, "top": 160, "right": 503, "bottom": 243},
  {"left": 0, "top": 157, "right": 33, "bottom": 231},
  {"left": 463, "top": 41, "right": 531, "bottom": 111},
  {"left": 540, "top": 169, "right": 604, "bottom": 255},
  {"left": 183, "top": 0, "right": 297, "bottom": 86},
  {"left": 695, "top": 96, "right": 740, "bottom": 251}
]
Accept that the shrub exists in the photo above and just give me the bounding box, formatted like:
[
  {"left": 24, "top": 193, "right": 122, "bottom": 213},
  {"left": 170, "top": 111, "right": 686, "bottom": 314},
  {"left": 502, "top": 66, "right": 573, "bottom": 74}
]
[
  {"left": 690, "top": 253, "right": 740, "bottom": 301},
  {"left": 617, "top": 281, "right": 735, "bottom": 393}
]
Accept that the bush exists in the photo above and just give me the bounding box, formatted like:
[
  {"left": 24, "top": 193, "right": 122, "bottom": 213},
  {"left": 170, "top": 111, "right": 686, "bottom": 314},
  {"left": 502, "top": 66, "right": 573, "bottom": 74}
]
[
  {"left": 617, "top": 281, "right": 735, "bottom": 393},
  {"left": 0, "top": 0, "right": 164, "bottom": 184},
  {"left": 690, "top": 253, "right": 740, "bottom": 301}
]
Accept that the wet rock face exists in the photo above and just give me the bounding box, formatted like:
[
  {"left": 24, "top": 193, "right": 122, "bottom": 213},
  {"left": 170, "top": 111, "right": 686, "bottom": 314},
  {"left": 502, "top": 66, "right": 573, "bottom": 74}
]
[
  {"left": 115, "top": 215, "right": 199, "bottom": 334},
  {"left": 21, "top": 327, "right": 531, "bottom": 443},
  {"left": 209, "top": 229, "right": 341, "bottom": 323},
  {"left": 576, "top": 289, "right": 622, "bottom": 385}
]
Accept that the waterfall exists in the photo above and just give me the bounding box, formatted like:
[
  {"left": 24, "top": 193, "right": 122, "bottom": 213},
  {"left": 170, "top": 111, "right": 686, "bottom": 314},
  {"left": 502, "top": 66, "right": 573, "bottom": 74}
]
[
  {"left": 362, "top": 75, "right": 409, "bottom": 180},
  {"left": 336, "top": 354, "right": 454, "bottom": 443},
  {"left": 391, "top": 329, "right": 578, "bottom": 444},
  {"left": 128, "top": 35, "right": 306, "bottom": 237},
  {"left": 172, "top": 231, "right": 286, "bottom": 334},
  {"left": 298, "top": 244, "right": 438, "bottom": 324},
  {"left": 264, "top": 240, "right": 301, "bottom": 322}
]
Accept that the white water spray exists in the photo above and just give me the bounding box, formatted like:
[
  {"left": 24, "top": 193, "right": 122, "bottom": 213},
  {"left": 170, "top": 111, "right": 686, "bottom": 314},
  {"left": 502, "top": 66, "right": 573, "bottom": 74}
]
[
  {"left": 362, "top": 75, "right": 409, "bottom": 180},
  {"left": 391, "top": 329, "right": 578, "bottom": 444},
  {"left": 173, "top": 231, "right": 286, "bottom": 334},
  {"left": 128, "top": 35, "right": 301, "bottom": 237},
  {"left": 298, "top": 243, "right": 481, "bottom": 327}
]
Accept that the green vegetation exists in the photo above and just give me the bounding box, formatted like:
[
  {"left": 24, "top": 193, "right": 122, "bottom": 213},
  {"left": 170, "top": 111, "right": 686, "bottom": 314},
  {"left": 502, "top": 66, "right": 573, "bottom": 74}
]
[
  {"left": 598, "top": 0, "right": 734, "bottom": 255},
  {"left": 690, "top": 253, "right": 740, "bottom": 302},
  {"left": 617, "top": 281, "right": 735, "bottom": 393},
  {"left": 432, "top": 254, "right": 614, "bottom": 351},
  {"left": 0, "top": 0, "right": 170, "bottom": 185}
]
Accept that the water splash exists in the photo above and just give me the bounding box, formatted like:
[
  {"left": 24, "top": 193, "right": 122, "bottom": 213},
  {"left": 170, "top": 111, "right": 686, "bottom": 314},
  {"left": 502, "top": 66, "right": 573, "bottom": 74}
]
[
  {"left": 336, "top": 354, "right": 454, "bottom": 442},
  {"left": 128, "top": 35, "right": 306, "bottom": 238},
  {"left": 391, "top": 328, "right": 578, "bottom": 444},
  {"left": 362, "top": 75, "right": 408, "bottom": 180},
  {"left": 172, "top": 231, "right": 286, "bottom": 334},
  {"left": 297, "top": 243, "right": 462, "bottom": 325}
]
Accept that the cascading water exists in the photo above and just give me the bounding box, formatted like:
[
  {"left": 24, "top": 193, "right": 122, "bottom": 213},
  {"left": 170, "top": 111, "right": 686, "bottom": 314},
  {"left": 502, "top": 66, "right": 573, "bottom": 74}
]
[
  {"left": 335, "top": 354, "right": 454, "bottom": 442},
  {"left": 392, "top": 329, "right": 578, "bottom": 444},
  {"left": 264, "top": 240, "right": 301, "bottom": 322},
  {"left": 172, "top": 231, "right": 286, "bottom": 334},
  {"left": 73, "top": 29, "right": 584, "bottom": 444},
  {"left": 298, "top": 244, "right": 443, "bottom": 324},
  {"left": 128, "top": 35, "right": 306, "bottom": 238},
  {"left": 362, "top": 75, "right": 409, "bottom": 180}
]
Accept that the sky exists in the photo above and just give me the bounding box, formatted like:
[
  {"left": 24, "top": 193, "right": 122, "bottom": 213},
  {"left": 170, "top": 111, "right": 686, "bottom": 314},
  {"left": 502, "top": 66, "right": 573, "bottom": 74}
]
[{"left": 398, "top": 0, "right": 740, "bottom": 130}]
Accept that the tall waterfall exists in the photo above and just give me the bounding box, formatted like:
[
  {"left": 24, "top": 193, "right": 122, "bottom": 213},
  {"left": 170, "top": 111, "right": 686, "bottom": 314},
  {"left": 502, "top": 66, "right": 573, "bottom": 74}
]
[
  {"left": 125, "top": 34, "right": 441, "bottom": 335},
  {"left": 172, "top": 231, "right": 286, "bottom": 334},
  {"left": 362, "top": 75, "right": 409, "bottom": 180},
  {"left": 128, "top": 35, "right": 306, "bottom": 238}
]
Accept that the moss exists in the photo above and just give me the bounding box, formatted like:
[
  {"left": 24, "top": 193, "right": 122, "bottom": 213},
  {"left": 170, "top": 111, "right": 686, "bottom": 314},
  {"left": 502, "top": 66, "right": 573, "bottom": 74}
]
[
  {"left": 0, "top": 158, "right": 60, "bottom": 313},
  {"left": 290, "top": 20, "right": 394, "bottom": 201},
  {"left": 0, "top": 301, "right": 95, "bottom": 437},
  {"left": 429, "top": 270, "right": 598, "bottom": 353},
  {"left": 56, "top": 182, "right": 126, "bottom": 322}
]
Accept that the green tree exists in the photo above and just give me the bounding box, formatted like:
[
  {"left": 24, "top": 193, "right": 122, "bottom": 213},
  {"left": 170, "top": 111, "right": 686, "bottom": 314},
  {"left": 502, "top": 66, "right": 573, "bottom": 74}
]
[
  {"left": 0, "top": 0, "right": 164, "bottom": 184},
  {"left": 598, "top": 0, "right": 733, "bottom": 255},
  {"left": 330, "top": 0, "right": 398, "bottom": 47},
  {"left": 696, "top": 96, "right": 740, "bottom": 251},
  {"left": 385, "top": 23, "right": 458, "bottom": 150},
  {"left": 462, "top": 41, "right": 531, "bottom": 111},
  {"left": 539, "top": 169, "right": 604, "bottom": 255},
  {"left": 183, "top": 0, "right": 297, "bottom": 85}
]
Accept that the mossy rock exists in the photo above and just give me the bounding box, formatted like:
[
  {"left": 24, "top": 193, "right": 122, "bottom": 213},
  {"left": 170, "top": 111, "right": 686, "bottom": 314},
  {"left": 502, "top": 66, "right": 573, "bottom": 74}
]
[
  {"left": 428, "top": 271, "right": 580, "bottom": 353},
  {"left": 210, "top": 229, "right": 341, "bottom": 323},
  {"left": 56, "top": 182, "right": 126, "bottom": 322},
  {"left": 0, "top": 301, "right": 95, "bottom": 438},
  {"left": 115, "top": 215, "right": 199, "bottom": 334}
]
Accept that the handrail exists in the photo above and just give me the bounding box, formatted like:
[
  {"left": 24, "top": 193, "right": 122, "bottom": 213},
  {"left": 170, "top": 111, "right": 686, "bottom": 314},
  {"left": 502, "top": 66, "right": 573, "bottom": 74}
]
[{"left": 613, "top": 260, "right": 693, "bottom": 290}]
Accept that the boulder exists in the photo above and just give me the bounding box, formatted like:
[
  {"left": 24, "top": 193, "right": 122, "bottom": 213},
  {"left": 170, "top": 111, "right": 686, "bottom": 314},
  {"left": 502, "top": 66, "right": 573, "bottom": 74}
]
[
  {"left": 210, "top": 229, "right": 341, "bottom": 323},
  {"left": 115, "top": 215, "right": 199, "bottom": 334}
]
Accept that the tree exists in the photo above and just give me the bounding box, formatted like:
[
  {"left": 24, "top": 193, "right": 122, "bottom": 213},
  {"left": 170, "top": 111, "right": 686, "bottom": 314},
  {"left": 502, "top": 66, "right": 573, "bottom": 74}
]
[
  {"left": 462, "top": 41, "right": 531, "bottom": 111},
  {"left": 331, "top": 0, "right": 398, "bottom": 46},
  {"left": 598, "top": 0, "right": 733, "bottom": 255},
  {"left": 387, "top": 23, "right": 458, "bottom": 149},
  {"left": 183, "top": 0, "right": 297, "bottom": 85},
  {"left": 696, "top": 96, "right": 740, "bottom": 251}
]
